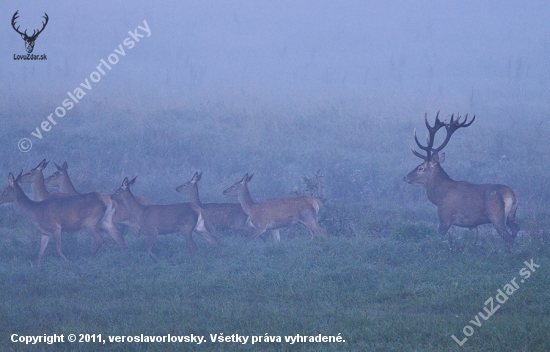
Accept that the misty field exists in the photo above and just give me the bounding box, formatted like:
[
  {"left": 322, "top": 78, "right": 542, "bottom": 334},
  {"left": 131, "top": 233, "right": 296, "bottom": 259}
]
[{"left": 0, "top": 100, "right": 549, "bottom": 351}]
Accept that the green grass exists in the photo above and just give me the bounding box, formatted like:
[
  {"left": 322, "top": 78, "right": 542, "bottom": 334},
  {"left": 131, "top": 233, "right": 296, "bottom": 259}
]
[
  {"left": 1, "top": 100, "right": 549, "bottom": 351},
  {"left": 0, "top": 221, "right": 548, "bottom": 351}
]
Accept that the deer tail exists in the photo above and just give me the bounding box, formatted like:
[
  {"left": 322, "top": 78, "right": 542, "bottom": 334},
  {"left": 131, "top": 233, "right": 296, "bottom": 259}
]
[
  {"left": 308, "top": 197, "right": 323, "bottom": 214},
  {"left": 98, "top": 192, "right": 115, "bottom": 223},
  {"left": 191, "top": 204, "right": 216, "bottom": 234}
]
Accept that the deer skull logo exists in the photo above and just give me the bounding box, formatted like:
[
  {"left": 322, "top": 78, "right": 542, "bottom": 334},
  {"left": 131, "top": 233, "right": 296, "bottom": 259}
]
[{"left": 11, "top": 11, "right": 49, "bottom": 54}]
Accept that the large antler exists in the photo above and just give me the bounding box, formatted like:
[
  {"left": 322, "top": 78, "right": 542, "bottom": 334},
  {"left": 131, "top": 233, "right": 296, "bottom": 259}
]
[
  {"left": 11, "top": 11, "right": 48, "bottom": 40},
  {"left": 11, "top": 11, "right": 25, "bottom": 37},
  {"left": 412, "top": 111, "right": 475, "bottom": 161}
]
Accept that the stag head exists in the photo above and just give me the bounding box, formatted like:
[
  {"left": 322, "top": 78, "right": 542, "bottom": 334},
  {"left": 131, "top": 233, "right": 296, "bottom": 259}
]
[
  {"left": 404, "top": 112, "right": 474, "bottom": 185},
  {"left": 12, "top": 11, "right": 49, "bottom": 53}
]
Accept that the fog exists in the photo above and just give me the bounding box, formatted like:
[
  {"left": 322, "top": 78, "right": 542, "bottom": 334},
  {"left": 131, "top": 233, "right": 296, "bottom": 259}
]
[
  {"left": 2, "top": 1, "right": 549, "bottom": 109},
  {"left": 1, "top": 2, "right": 550, "bottom": 349},
  {"left": 1, "top": 1, "right": 549, "bottom": 201}
]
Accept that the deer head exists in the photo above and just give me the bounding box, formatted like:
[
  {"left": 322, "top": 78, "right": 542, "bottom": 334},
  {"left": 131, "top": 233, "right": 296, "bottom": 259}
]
[
  {"left": 404, "top": 112, "right": 474, "bottom": 185},
  {"left": 12, "top": 11, "right": 49, "bottom": 53}
]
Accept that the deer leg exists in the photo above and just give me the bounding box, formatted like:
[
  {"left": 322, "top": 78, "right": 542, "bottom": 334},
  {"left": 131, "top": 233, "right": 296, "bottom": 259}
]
[
  {"left": 437, "top": 220, "right": 453, "bottom": 236},
  {"left": 300, "top": 208, "right": 328, "bottom": 240},
  {"left": 182, "top": 226, "right": 198, "bottom": 254},
  {"left": 270, "top": 229, "right": 280, "bottom": 242},
  {"left": 144, "top": 230, "right": 159, "bottom": 260},
  {"left": 249, "top": 227, "right": 267, "bottom": 241},
  {"left": 36, "top": 234, "right": 52, "bottom": 264},
  {"left": 194, "top": 227, "right": 222, "bottom": 254},
  {"left": 52, "top": 229, "right": 68, "bottom": 261},
  {"left": 506, "top": 209, "right": 520, "bottom": 240},
  {"left": 486, "top": 198, "right": 515, "bottom": 244},
  {"left": 300, "top": 218, "right": 328, "bottom": 240},
  {"left": 86, "top": 225, "right": 105, "bottom": 255},
  {"left": 507, "top": 220, "right": 520, "bottom": 240},
  {"left": 100, "top": 218, "right": 126, "bottom": 249}
]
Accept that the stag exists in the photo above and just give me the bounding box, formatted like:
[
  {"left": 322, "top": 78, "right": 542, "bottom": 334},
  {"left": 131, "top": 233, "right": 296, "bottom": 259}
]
[
  {"left": 403, "top": 112, "right": 519, "bottom": 244},
  {"left": 222, "top": 173, "right": 327, "bottom": 241},
  {"left": 176, "top": 172, "right": 252, "bottom": 236},
  {"left": 12, "top": 11, "right": 49, "bottom": 53},
  {"left": 113, "top": 177, "right": 220, "bottom": 260}
]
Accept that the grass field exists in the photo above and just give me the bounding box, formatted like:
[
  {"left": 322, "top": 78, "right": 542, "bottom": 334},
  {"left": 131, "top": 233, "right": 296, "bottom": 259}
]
[
  {"left": 1, "top": 100, "right": 549, "bottom": 351},
  {"left": 0, "top": 206, "right": 548, "bottom": 351}
]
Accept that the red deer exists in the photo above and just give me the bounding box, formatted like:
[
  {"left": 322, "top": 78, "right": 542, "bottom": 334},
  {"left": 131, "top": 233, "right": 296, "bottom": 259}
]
[
  {"left": 44, "top": 162, "right": 154, "bottom": 234},
  {"left": 113, "top": 177, "right": 220, "bottom": 260},
  {"left": 403, "top": 112, "right": 519, "bottom": 244},
  {"left": 222, "top": 173, "right": 327, "bottom": 241},
  {"left": 0, "top": 172, "right": 125, "bottom": 264},
  {"left": 176, "top": 172, "right": 252, "bottom": 236},
  {"left": 19, "top": 159, "right": 69, "bottom": 201},
  {"left": 43, "top": 162, "right": 79, "bottom": 195}
]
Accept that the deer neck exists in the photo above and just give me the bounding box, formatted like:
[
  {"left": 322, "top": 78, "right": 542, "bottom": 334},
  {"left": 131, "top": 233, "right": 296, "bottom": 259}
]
[
  {"left": 236, "top": 186, "right": 254, "bottom": 216},
  {"left": 59, "top": 174, "right": 79, "bottom": 195},
  {"left": 189, "top": 185, "right": 203, "bottom": 207},
  {"left": 121, "top": 190, "right": 144, "bottom": 221},
  {"left": 13, "top": 182, "right": 41, "bottom": 220},
  {"left": 30, "top": 173, "right": 50, "bottom": 201},
  {"left": 426, "top": 165, "right": 455, "bottom": 206}
]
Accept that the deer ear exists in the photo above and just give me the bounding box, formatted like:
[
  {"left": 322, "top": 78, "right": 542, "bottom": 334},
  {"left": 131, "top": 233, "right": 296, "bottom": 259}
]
[
  {"left": 128, "top": 176, "right": 137, "bottom": 186},
  {"left": 8, "top": 172, "right": 15, "bottom": 186},
  {"left": 192, "top": 172, "right": 202, "bottom": 182},
  {"left": 37, "top": 159, "right": 47, "bottom": 169},
  {"left": 439, "top": 153, "right": 445, "bottom": 163}
]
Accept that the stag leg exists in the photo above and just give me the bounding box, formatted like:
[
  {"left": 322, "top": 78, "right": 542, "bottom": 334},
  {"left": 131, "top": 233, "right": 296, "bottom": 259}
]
[
  {"left": 506, "top": 207, "right": 520, "bottom": 240},
  {"left": 486, "top": 196, "right": 515, "bottom": 244},
  {"left": 437, "top": 221, "right": 453, "bottom": 237}
]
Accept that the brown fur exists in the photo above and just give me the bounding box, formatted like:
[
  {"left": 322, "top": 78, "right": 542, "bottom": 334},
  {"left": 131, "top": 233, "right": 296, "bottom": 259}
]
[
  {"left": 222, "top": 173, "right": 327, "bottom": 241},
  {"left": 114, "top": 177, "right": 220, "bottom": 260},
  {"left": 1, "top": 172, "right": 125, "bottom": 264}
]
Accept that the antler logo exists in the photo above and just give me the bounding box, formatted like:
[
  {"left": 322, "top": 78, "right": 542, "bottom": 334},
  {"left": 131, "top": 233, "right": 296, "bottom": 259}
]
[{"left": 11, "top": 10, "right": 49, "bottom": 54}]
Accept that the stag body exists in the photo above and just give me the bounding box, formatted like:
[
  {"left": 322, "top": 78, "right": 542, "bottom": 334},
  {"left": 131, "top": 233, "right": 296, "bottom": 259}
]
[
  {"left": 176, "top": 172, "right": 252, "bottom": 235},
  {"left": 404, "top": 113, "right": 519, "bottom": 244},
  {"left": 114, "top": 177, "right": 220, "bottom": 260},
  {"left": 222, "top": 174, "right": 327, "bottom": 241},
  {"left": 0, "top": 172, "right": 124, "bottom": 264}
]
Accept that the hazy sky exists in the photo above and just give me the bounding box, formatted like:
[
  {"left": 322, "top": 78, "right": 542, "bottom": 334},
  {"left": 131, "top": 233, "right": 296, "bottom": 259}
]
[{"left": 1, "top": 1, "right": 549, "bottom": 114}]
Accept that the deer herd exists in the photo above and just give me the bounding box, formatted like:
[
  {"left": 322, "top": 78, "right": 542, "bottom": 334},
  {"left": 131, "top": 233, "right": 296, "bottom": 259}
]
[{"left": 0, "top": 112, "right": 520, "bottom": 264}]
